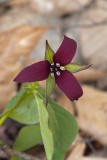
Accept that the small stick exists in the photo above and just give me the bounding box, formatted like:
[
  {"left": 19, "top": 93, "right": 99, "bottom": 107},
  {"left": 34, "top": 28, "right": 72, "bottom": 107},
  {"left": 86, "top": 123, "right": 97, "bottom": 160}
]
[{"left": 0, "top": 145, "right": 40, "bottom": 160}]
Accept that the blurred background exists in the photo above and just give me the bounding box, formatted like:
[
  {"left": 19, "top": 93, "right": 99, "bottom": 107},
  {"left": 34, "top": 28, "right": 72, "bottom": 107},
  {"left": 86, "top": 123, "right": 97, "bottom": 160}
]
[{"left": 0, "top": 0, "right": 107, "bottom": 159}]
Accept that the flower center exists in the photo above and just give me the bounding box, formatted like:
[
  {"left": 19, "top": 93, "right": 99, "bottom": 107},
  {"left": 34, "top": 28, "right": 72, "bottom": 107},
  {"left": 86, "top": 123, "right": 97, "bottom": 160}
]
[{"left": 50, "top": 62, "right": 65, "bottom": 77}]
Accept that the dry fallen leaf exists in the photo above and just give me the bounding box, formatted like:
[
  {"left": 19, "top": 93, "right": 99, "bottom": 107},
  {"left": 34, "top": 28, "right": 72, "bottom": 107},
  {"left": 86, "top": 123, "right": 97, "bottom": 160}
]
[
  {"left": 66, "top": 136, "right": 86, "bottom": 160},
  {"left": 75, "top": 68, "right": 104, "bottom": 83},
  {"left": 57, "top": 94, "right": 74, "bottom": 114},
  {"left": 82, "top": 158, "right": 107, "bottom": 160},
  {"left": 0, "top": 25, "right": 49, "bottom": 111},
  {"left": 67, "top": 157, "right": 107, "bottom": 160},
  {"left": 76, "top": 85, "right": 107, "bottom": 145},
  {"left": 80, "top": 25, "right": 107, "bottom": 71},
  {"left": 9, "top": 0, "right": 30, "bottom": 7}
]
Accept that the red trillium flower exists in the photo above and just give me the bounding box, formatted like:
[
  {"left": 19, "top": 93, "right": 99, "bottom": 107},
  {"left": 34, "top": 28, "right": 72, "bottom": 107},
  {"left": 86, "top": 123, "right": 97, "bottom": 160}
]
[{"left": 14, "top": 36, "right": 90, "bottom": 101}]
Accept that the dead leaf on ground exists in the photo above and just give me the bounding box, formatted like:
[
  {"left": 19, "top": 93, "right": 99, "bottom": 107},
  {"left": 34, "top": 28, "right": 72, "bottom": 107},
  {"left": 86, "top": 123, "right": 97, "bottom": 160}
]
[
  {"left": 57, "top": 94, "right": 74, "bottom": 114},
  {"left": 66, "top": 136, "right": 86, "bottom": 160},
  {"left": 0, "top": 25, "right": 49, "bottom": 111},
  {"left": 75, "top": 68, "right": 104, "bottom": 83},
  {"left": 76, "top": 85, "right": 107, "bottom": 145},
  {"left": 82, "top": 158, "right": 107, "bottom": 160}
]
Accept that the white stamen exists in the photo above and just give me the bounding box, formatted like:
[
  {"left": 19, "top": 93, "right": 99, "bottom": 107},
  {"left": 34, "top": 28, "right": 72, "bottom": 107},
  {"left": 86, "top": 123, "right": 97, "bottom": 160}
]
[
  {"left": 56, "top": 71, "right": 61, "bottom": 76},
  {"left": 51, "top": 62, "right": 54, "bottom": 66},
  {"left": 50, "top": 68, "right": 53, "bottom": 72},
  {"left": 50, "top": 73, "right": 54, "bottom": 77},
  {"left": 56, "top": 63, "right": 60, "bottom": 67},
  {"left": 60, "top": 66, "right": 65, "bottom": 70}
]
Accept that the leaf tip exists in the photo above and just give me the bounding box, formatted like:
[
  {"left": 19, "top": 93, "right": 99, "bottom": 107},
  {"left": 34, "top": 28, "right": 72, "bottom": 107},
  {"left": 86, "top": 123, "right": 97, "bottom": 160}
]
[
  {"left": 46, "top": 40, "right": 49, "bottom": 46},
  {"left": 86, "top": 64, "right": 92, "bottom": 69}
]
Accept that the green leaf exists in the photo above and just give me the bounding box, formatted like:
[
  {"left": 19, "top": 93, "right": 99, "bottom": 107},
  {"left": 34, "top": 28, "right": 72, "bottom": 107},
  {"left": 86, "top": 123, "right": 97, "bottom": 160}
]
[
  {"left": 0, "top": 112, "right": 10, "bottom": 126},
  {"left": 11, "top": 124, "right": 42, "bottom": 160},
  {"left": 37, "top": 90, "right": 78, "bottom": 160},
  {"left": 45, "top": 40, "right": 54, "bottom": 63},
  {"left": 0, "top": 89, "right": 39, "bottom": 125},
  {"left": 9, "top": 93, "right": 39, "bottom": 125},
  {"left": 48, "top": 99, "right": 78, "bottom": 160},
  {"left": 33, "top": 92, "right": 54, "bottom": 160},
  {"left": 0, "top": 89, "right": 27, "bottom": 125},
  {"left": 46, "top": 75, "right": 55, "bottom": 105},
  {"left": 11, "top": 156, "right": 22, "bottom": 160},
  {"left": 65, "top": 63, "right": 91, "bottom": 73},
  {"left": 0, "top": 139, "right": 5, "bottom": 146},
  {"left": 13, "top": 124, "right": 42, "bottom": 151}
]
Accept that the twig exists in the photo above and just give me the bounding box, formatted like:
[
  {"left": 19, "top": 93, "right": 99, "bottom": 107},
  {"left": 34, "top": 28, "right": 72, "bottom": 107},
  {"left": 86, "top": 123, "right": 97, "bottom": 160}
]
[
  {"left": 71, "top": 101, "right": 78, "bottom": 116},
  {"left": 67, "top": 20, "right": 107, "bottom": 28},
  {"left": 0, "top": 145, "right": 40, "bottom": 160},
  {"left": 61, "top": 0, "right": 107, "bottom": 28}
]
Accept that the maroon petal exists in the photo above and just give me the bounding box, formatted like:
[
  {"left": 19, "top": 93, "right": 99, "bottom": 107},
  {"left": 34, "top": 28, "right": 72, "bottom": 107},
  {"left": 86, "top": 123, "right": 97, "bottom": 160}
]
[
  {"left": 55, "top": 70, "right": 83, "bottom": 101},
  {"left": 54, "top": 35, "right": 77, "bottom": 65},
  {"left": 14, "top": 60, "right": 50, "bottom": 82}
]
